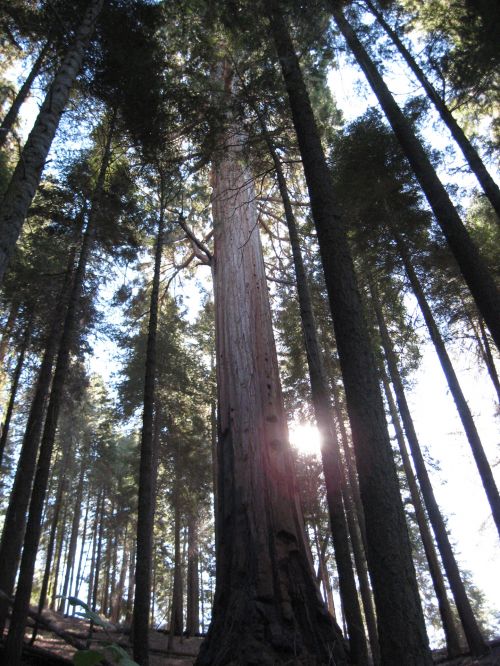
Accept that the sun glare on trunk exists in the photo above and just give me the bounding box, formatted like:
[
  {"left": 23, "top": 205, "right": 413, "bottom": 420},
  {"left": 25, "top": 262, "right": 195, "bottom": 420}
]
[{"left": 288, "top": 422, "right": 322, "bottom": 457}]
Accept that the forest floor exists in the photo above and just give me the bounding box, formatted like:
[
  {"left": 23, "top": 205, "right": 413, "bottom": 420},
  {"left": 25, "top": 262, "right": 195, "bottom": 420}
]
[{"left": 0, "top": 611, "right": 499, "bottom": 665}]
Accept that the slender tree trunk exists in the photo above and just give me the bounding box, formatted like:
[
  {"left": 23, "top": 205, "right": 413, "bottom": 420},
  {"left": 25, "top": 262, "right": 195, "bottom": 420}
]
[
  {"left": 0, "top": 0, "right": 104, "bottom": 284},
  {"left": 111, "top": 526, "right": 129, "bottom": 625},
  {"left": 74, "top": 493, "right": 91, "bottom": 600},
  {"left": 125, "top": 539, "right": 136, "bottom": 625},
  {"left": 196, "top": 66, "right": 347, "bottom": 664},
  {"left": 4, "top": 115, "right": 115, "bottom": 664},
  {"left": 87, "top": 493, "right": 101, "bottom": 610},
  {"left": 58, "top": 457, "right": 85, "bottom": 614},
  {"left": 0, "top": 300, "right": 18, "bottom": 371},
  {"left": 267, "top": 5, "right": 432, "bottom": 664},
  {"left": 92, "top": 494, "right": 106, "bottom": 614},
  {"left": 186, "top": 515, "right": 200, "bottom": 637},
  {"left": 0, "top": 270, "right": 72, "bottom": 632},
  {"left": 132, "top": 194, "right": 165, "bottom": 666},
  {"left": 330, "top": 4, "right": 500, "bottom": 350},
  {"left": 0, "top": 319, "right": 31, "bottom": 470},
  {"left": 478, "top": 318, "right": 500, "bottom": 403},
  {"left": 50, "top": 499, "right": 68, "bottom": 610},
  {"left": 30, "top": 458, "right": 68, "bottom": 642},
  {"left": 379, "top": 362, "right": 462, "bottom": 657},
  {"left": 261, "top": 119, "right": 369, "bottom": 664},
  {"left": 371, "top": 283, "right": 487, "bottom": 656},
  {"left": 365, "top": 0, "right": 500, "bottom": 220},
  {"left": 0, "top": 41, "right": 51, "bottom": 150},
  {"left": 168, "top": 501, "right": 183, "bottom": 651},
  {"left": 392, "top": 227, "right": 500, "bottom": 538}
]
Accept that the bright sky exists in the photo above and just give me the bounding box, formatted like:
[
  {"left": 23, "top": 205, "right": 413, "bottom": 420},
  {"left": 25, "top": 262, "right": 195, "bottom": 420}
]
[{"left": 4, "top": 27, "right": 500, "bottom": 643}]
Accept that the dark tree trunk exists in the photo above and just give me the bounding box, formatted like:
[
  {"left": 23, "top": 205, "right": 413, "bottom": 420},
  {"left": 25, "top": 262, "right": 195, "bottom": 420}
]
[
  {"left": 58, "top": 457, "right": 85, "bottom": 614},
  {"left": 4, "top": 115, "right": 115, "bottom": 664},
  {"left": 262, "top": 119, "right": 369, "bottom": 664},
  {"left": 379, "top": 362, "right": 462, "bottom": 657},
  {"left": 0, "top": 319, "right": 31, "bottom": 470},
  {"left": 30, "top": 456, "right": 69, "bottom": 642},
  {"left": 111, "top": 526, "right": 129, "bottom": 625},
  {"left": 168, "top": 502, "right": 183, "bottom": 651},
  {"left": 0, "top": 41, "right": 51, "bottom": 150},
  {"left": 87, "top": 493, "right": 101, "bottom": 610},
  {"left": 0, "top": 269, "right": 72, "bottom": 633},
  {"left": 132, "top": 195, "right": 165, "bottom": 666},
  {"left": 392, "top": 227, "right": 500, "bottom": 538},
  {"left": 365, "top": 0, "right": 500, "bottom": 221},
  {"left": 0, "top": 300, "right": 19, "bottom": 372},
  {"left": 330, "top": 4, "right": 500, "bottom": 351},
  {"left": 50, "top": 498, "right": 68, "bottom": 611},
  {"left": 125, "top": 539, "right": 136, "bottom": 624},
  {"left": 196, "top": 65, "right": 347, "bottom": 664},
  {"left": 478, "top": 318, "right": 500, "bottom": 403},
  {"left": 74, "top": 493, "right": 91, "bottom": 600},
  {"left": 0, "top": 0, "right": 104, "bottom": 284},
  {"left": 267, "top": 4, "right": 432, "bottom": 664},
  {"left": 371, "top": 283, "right": 487, "bottom": 656},
  {"left": 186, "top": 515, "right": 200, "bottom": 637}
]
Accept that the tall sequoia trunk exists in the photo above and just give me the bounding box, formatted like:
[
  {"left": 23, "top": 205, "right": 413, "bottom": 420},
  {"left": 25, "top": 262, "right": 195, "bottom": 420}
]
[
  {"left": 0, "top": 319, "right": 31, "bottom": 470},
  {"left": 186, "top": 515, "right": 200, "bottom": 637},
  {"left": 330, "top": 3, "right": 500, "bottom": 351},
  {"left": 364, "top": 0, "right": 500, "bottom": 221},
  {"left": 371, "top": 283, "right": 487, "bottom": 656},
  {"left": 379, "top": 363, "right": 462, "bottom": 657},
  {"left": 391, "top": 226, "right": 500, "bottom": 539},
  {"left": 132, "top": 197, "right": 165, "bottom": 666},
  {"left": 0, "top": 268, "right": 72, "bottom": 633},
  {"left": 196, "top": 77, "right": 347, "bottom": 665},
  {"left": 4, "top": 116, "right": 114, "bottom": 664},
  {"left": 267, "top": 4, "right": 432, "bottom": 664},
  {"left": 0, "top": 40, "right": 51, "bottom": 150},
  {"left": 261, "top": 120, "right": 370, "bottom": 664},
  {"left": 0, "top": 0, "right": 104, "bottom": 284}
]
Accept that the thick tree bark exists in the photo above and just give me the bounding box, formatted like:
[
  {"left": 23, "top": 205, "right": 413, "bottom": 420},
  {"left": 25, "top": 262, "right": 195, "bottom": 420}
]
[
  {"left": 132, "top": 196, "right": 165, "bottom": 666},
  {"left": 379, "top": 361, "right": 462, "bottom": 657},
  {"left": 330, "top": 4, "right": 500, "bottom": 351},
  {"left": 371, "top": 284, "right": 487, "bottom": 656},
  {"left": 365, "top": 0, "right": 500, "bottom": 221},
  {"left": 0, "top": 40, "right": 51, "bottom": 150},
  {"left": 196, "top": 94, "right": 347, "bottom": 662},
  {"left": 262, "top": 123, "right": 369, "bottom": 665},
  {"left": 391, "top": 227, "right": 500, "bottom": 538},
  {"left": 267, "top": 4, "right": 432, "bottom": 664},
  {"left": 0, "top": 0, "right": 104, "bottom": 284},
  {"left": 0, "top": 319, "right": 31, "bottom": 470},
  {"left": 4, "top": 115, "right": 115, "bottom": 665},
  {"left": 186, "top": 515, "right": 200, "bottom": 637}
]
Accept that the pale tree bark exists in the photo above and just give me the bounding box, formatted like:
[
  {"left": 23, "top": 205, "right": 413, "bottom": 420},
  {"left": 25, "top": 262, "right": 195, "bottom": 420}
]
[
  {"left": 0, "top": 0, "right": 104, "bottom": 284},
  {"left": 186, "top": 515, "right": 200, "bottom": 637},
  {"left": 196, "top": 80, "right": 347, "bottom": 660},
  {"left": 267, "top": 4, "right": 432, "bottom": 663},
  {"left": 364, "top": 0, "right": 500, "bottom": 221},
  {"left": 330, "top": 3, "right": 500, "bottom": 351},
  {"left": 261, "top": 124, "right": 370, "bottom": 664}
]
